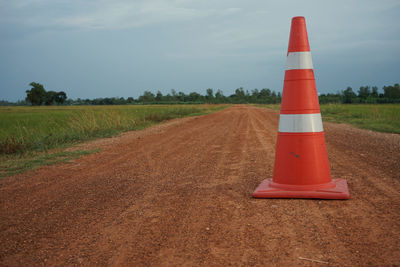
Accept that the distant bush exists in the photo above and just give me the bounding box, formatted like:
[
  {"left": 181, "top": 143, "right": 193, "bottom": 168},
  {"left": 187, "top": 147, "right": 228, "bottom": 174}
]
[{"left": 25, "top": 82, "right": 67, "bottom": 106}]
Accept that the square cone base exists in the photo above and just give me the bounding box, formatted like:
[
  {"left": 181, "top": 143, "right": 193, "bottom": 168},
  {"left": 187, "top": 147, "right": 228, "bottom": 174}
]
[{"left": 252, "top": 178, "right": 349, "bottom": 199}]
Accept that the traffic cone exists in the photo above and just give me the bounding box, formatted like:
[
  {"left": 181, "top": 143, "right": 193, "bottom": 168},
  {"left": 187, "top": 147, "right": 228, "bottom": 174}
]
[{"left": 253, "top": 16, "right": 349, "bottom": 199}]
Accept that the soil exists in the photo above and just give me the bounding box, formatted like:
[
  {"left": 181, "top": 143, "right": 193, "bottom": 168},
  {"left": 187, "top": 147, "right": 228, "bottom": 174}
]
[{"left": 1, "top": 106, "right": 399, "bottom": 266}]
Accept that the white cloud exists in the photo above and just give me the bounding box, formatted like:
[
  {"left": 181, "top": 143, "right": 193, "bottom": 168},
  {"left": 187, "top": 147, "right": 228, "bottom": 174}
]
[
  {"left": 54, "top": 1, "right": 212, "bottom": 29},
  {"left": 0, "top": 0, "right": 244, "bottom": 30}
]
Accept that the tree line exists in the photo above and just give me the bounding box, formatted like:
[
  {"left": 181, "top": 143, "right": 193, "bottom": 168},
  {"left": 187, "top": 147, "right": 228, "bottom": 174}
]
[
  {"left": 319, "top": 84, "right": 400, "bottom": 104},
  {"left": 69, "top": 84, "right": 399, "bottom": 105},
  {"left": 0, "top": 82, "right": 399, "bottom": 106},
  {"left": 63, "top": 87, "right": 282, "bottom": 105}
]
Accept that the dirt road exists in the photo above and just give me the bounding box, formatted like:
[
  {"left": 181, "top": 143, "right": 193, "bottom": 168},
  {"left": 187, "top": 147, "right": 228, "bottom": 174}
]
[{"left": 1, "top": 106, "right": 399, "bottom": 266}]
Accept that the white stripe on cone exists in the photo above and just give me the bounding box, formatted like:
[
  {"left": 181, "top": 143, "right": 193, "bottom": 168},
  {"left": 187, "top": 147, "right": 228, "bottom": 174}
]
[
  {"left": 278, "top": 113, "right": 323, "bottom": 133},
  {"left": 286, "top": 52, "right": 313, "bottom": 70}
]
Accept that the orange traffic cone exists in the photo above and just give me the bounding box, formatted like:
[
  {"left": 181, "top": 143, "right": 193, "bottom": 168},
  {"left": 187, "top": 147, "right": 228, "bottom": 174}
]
[{"left": 253, "top": 16, "right": 349, "bottom": 199}]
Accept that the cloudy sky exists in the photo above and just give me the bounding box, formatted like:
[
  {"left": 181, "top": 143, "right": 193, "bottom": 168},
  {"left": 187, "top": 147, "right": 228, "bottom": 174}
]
[{"left": 1, "top": 0, "right": 399, "bottom": 101}]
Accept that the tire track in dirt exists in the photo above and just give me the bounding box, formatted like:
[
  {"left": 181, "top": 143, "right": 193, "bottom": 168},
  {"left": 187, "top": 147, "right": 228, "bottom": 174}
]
[
  {"left": 79, "top": 111, "right": 243, "bottom": 265},
  {"left": 1, "top": 106, "right": 399, "bottom": 266},
  {"left": 322, "top": 123, "right": 400, "bottom": 265},
  {"left": 60, "top": 108, "right": 251, "bottom": 265}
]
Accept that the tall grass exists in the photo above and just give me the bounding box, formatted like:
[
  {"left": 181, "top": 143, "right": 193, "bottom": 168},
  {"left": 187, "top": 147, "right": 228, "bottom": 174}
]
[{"left": 0, "top": 105, "right": 226, "bottom": 154}]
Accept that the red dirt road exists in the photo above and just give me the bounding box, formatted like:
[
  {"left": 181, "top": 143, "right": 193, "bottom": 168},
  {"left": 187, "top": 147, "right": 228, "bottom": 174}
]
[{"left": 1, "top": 106, "right": 400, "bottom": 266}]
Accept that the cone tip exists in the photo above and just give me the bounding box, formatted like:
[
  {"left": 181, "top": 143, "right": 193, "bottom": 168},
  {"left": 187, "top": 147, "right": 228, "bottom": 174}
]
[
  {"left": 288, "top": 16, "right": 310, "bottom": 53},
  {"left": 292, "top": 16, "right": 305, "bottom": 22}
]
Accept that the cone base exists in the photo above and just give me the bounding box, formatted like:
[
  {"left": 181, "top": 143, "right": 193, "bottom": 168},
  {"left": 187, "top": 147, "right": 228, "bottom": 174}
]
[{"left": 252, "top": 178, "right": 349, "bottom": 199}]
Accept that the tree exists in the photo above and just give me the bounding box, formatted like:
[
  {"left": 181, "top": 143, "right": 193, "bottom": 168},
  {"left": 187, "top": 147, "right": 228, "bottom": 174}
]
[
  {"left": 235, "top": 87, "right": 245, "bottom": 98},
  {"left": 343, "top": 87, "right": 356, "bottom": 103},
  {"left": 383, "top": 83, "right": 400, "bottom": 99},
  {"left": 55, "top": 91, "right": 67, "bottom": 104},
  {"left": 139, "top": 91, "right": 155, "bottom": 102},
  {"left": 155, "top": 91, "right": 163, "bottom": 102},
  {"left": 44, "top": 90, "right": 58, "bottom": 105},
  {"left": 206, "top": 88, "right": 214, "bottom": 101},
  {"left": 215, "top": 89, "right": 224, "bottom": 103},
  {"left": 371, "top": 86, "right": 379, "bottom": 98},
  {"left": 260, "top": 88, "right": 271, "bottom": 98},
  {"left": 170, "top": 89, "right": 178, "bottom": 101},
  {"left": 177, "top": 92, "right": 186, "bottom": 102},
  {"left": 25, "top": 82, "right": 67, "bottom": 105},
  {"left": 358, "top": 86, "right": 371, "bottom": 101},
  {"left": 188, "top": 92, "right": 201, "bottom": 102},
  {"left": 251, "top": 88, "right": 259, "bottom": 98},
  {"left": 26, "top": 82, "right": 46, "bottom": 105}
]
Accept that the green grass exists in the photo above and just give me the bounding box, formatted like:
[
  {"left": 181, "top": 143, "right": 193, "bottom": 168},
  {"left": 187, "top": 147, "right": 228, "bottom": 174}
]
[
  {"left": 320, "top": 104, "right": 400, "bottom": 134},
  {"left": 0, "top": 104, "right": 227, "bottom": 154},
  {"left": 254, "top": 104, "right": 281, "bottom": 110},
  {"left": 0, "top": 104, "right": 228, "bottom": 178},
  {"left": 0, "top": 149, "right": 100, "bottom": 178},
  {"left": 256, "top": 104, "right": 400, "bottom": 134}
]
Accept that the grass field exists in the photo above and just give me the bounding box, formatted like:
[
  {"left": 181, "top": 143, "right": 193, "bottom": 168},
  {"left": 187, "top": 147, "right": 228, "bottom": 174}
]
[
  {"left": 0, "top": 104, "right": 227, "bottom": 154},
  {"left": 257, "top": 104, "right": 400, "bottom": 134},
  {"left": 2, "top": 103, "right": 398, "bottom": 178},
  {"left": 320, "top": 104, "right": 400, "bottom": 134},
  {"left": 0, "top": 104, "right": 227, "bottom": 177}
]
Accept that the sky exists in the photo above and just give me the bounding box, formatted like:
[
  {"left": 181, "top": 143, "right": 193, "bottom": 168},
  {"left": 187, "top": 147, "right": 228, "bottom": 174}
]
[{"left": 0, "top": 0, "right": 399, "bottom": 101}]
